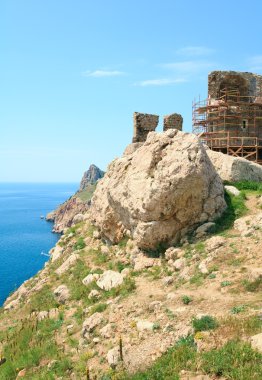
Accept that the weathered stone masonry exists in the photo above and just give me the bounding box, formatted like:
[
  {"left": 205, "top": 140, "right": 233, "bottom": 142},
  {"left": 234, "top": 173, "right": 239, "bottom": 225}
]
[{"left": 133, "top": 112, "right": 183, "bottom": 143}]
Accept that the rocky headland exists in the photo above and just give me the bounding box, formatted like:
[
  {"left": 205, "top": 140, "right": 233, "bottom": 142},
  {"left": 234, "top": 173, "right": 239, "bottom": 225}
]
[{"left": 0, "top": 130, "right": 262, "bottom": 379}]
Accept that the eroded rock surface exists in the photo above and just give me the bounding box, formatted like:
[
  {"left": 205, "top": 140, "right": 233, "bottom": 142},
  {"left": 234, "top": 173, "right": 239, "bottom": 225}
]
[
  {"left": 206, "top": 148, "right": 262, "bottom": 182},
  {"left": 91, "top": 130, "right": 226, "bottom": 249}
]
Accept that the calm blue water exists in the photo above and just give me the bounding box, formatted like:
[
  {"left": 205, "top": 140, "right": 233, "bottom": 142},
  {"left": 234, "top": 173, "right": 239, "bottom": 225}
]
[{"left": 0, "top": 183, "right": 78, "bottom": 306}]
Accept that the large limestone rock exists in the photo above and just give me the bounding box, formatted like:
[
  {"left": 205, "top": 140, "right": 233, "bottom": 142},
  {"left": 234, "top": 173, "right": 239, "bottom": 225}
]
[
  {"left": 206, "top": 148, "right": 262, "bottom": 182},
  {"left": 96, "top": 270, "right": 124, "bottom": 291},
  {"left": 91, "top": 130, "right": 226, "bottom": 249}
]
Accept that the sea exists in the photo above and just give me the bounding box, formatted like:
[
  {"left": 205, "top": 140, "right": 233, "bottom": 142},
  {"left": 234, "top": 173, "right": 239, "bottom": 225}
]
[{"left": 0, "top": 183, "right": 78, "bottom": 306}]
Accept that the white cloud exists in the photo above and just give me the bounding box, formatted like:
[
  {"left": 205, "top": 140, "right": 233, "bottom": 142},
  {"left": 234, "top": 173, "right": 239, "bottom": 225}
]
[
  {"left": 176, "top": 46, "right": 215, "bottom": 56},
  {"left": 82, "top": 70, "right": 126, "bottom": 77},
  {"left": 134, "top": 78, "right": 187, "bottom": 87},
  {"left": 247, "top": 55, "right": 262, "bottom": 71},
  {"left": 161, "top": 60, "right": 215, "bottom": 73}
]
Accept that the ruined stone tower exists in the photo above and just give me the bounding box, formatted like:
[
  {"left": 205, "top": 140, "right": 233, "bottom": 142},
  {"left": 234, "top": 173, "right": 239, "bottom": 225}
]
[
  {"left": 133, "top": 112, "right": 183, "bottom": 143},
  {"left": 193, "top": 71, "right": 262, "bottom": 163}
]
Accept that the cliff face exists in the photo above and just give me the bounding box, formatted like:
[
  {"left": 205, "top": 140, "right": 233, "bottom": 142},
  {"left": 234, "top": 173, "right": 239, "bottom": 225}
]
[
  {"left": 46, "top": 196, "right": 89, "bottom": 233},
  {"left": 46, "top": 164, "right": 104, "bottom": 233},
  {"left": 79, "top": 164, "right": 105, "bottom": 191}
]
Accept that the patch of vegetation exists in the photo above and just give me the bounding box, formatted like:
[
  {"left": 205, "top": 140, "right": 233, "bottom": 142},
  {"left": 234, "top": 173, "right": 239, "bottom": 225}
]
[
  {"left": 152, "top": 322, "right": 161, "bottom": 331},
  {"left": 117, "top": 236, "right": 129, "bottom": 249},
  {"left": 0, "top": 317, "right": 71, "bottom": 379},
  {"left": 227, "top": 180, "right": 262, "bottom": 193},
  {"left": 165, "top": 308, "right": 175, "bottom": 320},
  {"left": 182, "top": 295, "right": 192, "bottom": 305},
  {"left": 89, "top": 302, "right": 107, "bottom": 315},
  {"left": 192, "top": 315, "right": 218, "bottom": 332},
  {"left": 147, "top": 265, "right": 162, "bottom": 280},
  {"left": 76, "top": 183, "right": 96, "bottom": 202},
  {"left": 74, "top": 237, "right": 86, "bottom": 250},
  {"left": 190, "top": 271, "right": 204, "bottom": 286},
  {"left": 201, "top": 340, "right": 262, "bottom": 379},
  {"left": 29, "top": 285, "right": 58, "bottom": 312},
  {"left": 242, "top": 277, "right": 262, "bottom": 292},
  {"left": 210, "top": 190, "right": 247, "bottom": 234},
  {"left": 231, "top": 305, "right": 246, "bottom": 314},
  {"left": 194, "top": 241, "right": 205, "bottom": 254},
  {"left": 221, "top": 280, "right": 232, "bottom": 287}
]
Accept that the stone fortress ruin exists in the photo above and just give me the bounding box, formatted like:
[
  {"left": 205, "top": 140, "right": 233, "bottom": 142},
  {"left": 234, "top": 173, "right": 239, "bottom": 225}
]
[
  {"left": 132, "top": 112, "right": 183, "bottom": 143},
  {"left": 193, "top": 71, "right": 262, "bottom": 164}
]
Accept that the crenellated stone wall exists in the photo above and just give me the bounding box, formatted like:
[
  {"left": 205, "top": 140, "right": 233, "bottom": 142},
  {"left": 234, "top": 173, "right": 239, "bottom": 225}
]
[
  {"left": 132, "top": 112, "right": 183, "bottom": 142},
  {"left": 133, "top": 112, "right": 159, "bottom": 143},
  {"left": 163, "top": 113, "right": 183, "bottom": 131}
]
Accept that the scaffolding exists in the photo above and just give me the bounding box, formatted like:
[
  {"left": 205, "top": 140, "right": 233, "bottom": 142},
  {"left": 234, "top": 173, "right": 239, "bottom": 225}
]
[{"left": 192, "top": 88, "right": 262, "bottom": 164}]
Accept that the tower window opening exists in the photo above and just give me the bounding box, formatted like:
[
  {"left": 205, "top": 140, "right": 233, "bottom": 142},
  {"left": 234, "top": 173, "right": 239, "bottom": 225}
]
[{"left": 242, "top": 119, "right": 248, "bottom": 130}]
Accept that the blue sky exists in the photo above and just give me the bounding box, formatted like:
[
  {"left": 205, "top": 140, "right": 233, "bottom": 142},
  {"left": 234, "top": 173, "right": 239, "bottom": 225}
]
[{"left": 1, "top": 0, "right": 262, "bottom": 182}]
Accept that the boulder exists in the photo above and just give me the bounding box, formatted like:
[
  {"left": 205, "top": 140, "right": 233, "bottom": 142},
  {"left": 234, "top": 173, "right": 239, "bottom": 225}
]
[
  {"left": 107, "top": 346, "right": 120, "bottom": 368},
  {"left": 91, "top": 130, "right": 226, "bottom": 249},
  {"left": 96, "top": 270, "right": 124, "bottom": 291},
  {"left": 82, "top": 312, "right": 103, "bottom": 337},
  {"left": 165, "top": 247, "right": 184, "bottom": 261},
  {"left": 205, "top": 236, "right": 226, "bottom": 252},
  {"left": 234, "top": 212, "right": 262, "bottom": 237},
  {"left": 206, "top": 148, "right": 262, "bottom": 182},
  {"left": 195, "top": 222, "right": 215, "bottom": 238},
  {"left": 82, "top": 273, "right": 101, "bottom": 286},
  {"left": 100, "top": 323, "right": 113, "bottom": 338},
  {"left": 55, "top": 253, "right": 79, "bottom": 276},
  {"left": 88, "top": 289, "right": 100, "bottom": 300},
  {"left": 49, "top": 244, "right": 63, "bottom": 262},
  {"left": 53, "top": 285, "right": 70, "bottom": 304},
  {"left": 72, "top": 213, "right": 85, "bottom": 224},
  {"left": 224, "top": 185, "right": 240, "bottom": 196},
  {"left": 173, "top": 258, "right": 186, "bottom": 271},
  {"left": 251, "top": 333, "right": 262, "bottom": 353},
  {"left": 133, "top": 254, "right": 156, "bottom": 271},
  {"left": 137, "top": 320, "right": 155, "bottom": 331}
]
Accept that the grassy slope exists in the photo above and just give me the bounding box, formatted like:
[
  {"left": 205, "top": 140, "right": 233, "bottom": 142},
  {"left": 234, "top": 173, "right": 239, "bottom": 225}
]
[{"left": 0, "top": 182, "right": 261, "bottom": 379}]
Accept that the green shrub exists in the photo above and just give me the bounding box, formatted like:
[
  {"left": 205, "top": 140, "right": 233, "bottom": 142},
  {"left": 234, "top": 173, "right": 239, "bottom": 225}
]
[
  {"left": 201, "top": 340, "right": 262, "bottom": 379},
  {"left": 90, "top": 303, "right": 107, "bottom": 314},
  {"left": 182, "top": 295, "right": 192, "bottom": 305},
  {"left": 231, "top": 305, "right": 246, "bottom": 314},
  {"left": 221, "top": 280, "right": 232, "bottom": 287},
  {"left": 210, "top": 190, "right": 247, "bottom": 234},
  {"left": 243, "top": 277, "right": 262, "bottom": 292},
  {"left": 74, "top": 237, "right": 86, "bottom": 250},
  {"left": 192, "top": 315, "right": 218, "bottom": 332}
]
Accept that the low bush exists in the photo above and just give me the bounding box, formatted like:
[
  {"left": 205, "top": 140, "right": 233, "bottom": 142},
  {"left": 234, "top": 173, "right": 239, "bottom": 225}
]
[
  {"left": 192, "top": 315, "right": 218, "bottom": 332},
  {"left": 182, "top": 295, "right": 192, "bottom": 305}
]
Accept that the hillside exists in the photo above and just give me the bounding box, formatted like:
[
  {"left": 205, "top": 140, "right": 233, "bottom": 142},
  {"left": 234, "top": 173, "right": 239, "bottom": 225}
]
[{"left": 0, "top": 132, "right": 262, "bottom": 380}]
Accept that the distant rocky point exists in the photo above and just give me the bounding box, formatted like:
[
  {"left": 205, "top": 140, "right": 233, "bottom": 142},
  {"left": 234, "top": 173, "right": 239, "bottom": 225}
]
[
  {"left": 79, "top": 164, "right": 105, "bottom": 191},
  {"left": 46, "top": 164, "right": 105, "bottom": 233}
]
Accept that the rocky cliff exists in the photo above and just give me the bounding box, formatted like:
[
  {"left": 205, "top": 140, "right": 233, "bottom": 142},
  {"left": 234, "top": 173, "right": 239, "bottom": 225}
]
[
  {"left": 79, "top": 164, "right": 105, "bottom": 191},
  {"left": 46, "top": 164, "right": 104, "bottom": 233},
  {"left": 1, "top": 132, "right": 262, "bottom": 379}
]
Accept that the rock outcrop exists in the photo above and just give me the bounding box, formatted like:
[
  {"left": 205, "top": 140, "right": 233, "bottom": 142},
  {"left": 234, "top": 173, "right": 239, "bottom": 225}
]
[
  {"left": 46, "top": 164, "right": 104, "bottom": 233},
  {"left": 79, "top": 164, "right": 105, "bottom": 191},
  {"left": 206, "top": 148, "right": 262, "bottom": 182},
  {"left": 46, "top": 197, "right": 89, "bottom": 233},
  {"left": 91, "top": 130, "right": 226, "bottom": 249}
]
